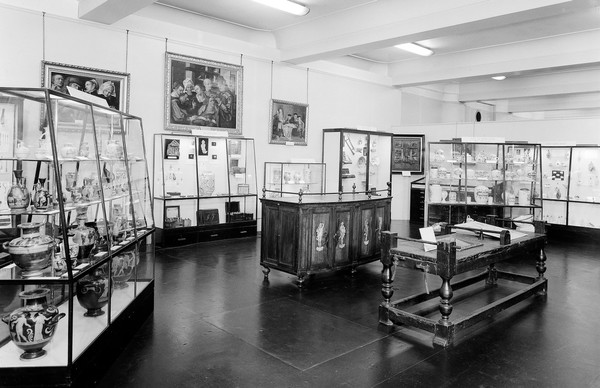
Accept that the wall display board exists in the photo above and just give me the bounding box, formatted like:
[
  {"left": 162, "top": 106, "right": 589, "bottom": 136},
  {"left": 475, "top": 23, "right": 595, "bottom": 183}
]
[
  {"left": 153, "top": 133, "right": 257, "bottom": 247},
  {"left": 426, "top": 140, "right": 543, "bottom": 226},
  {"left": 0, "top": 87, "right": 155, "bottom": 387},
  {"left": 540, "top": 145, "right": 600, "bottom": 229}
]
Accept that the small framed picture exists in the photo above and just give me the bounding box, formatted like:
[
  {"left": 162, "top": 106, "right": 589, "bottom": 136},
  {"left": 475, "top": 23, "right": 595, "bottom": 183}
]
[
  {"left": 164, "top": 138, "right": 181, "bottom": 160},
  {"left": 165, "top": 206, "right": 180, "bottom": 219},
  {"left": 392, "top": 134, "right": 425, "bottom": 174},
  {"left": 198, "top": 137, "right": 209, "bottom": 156},
  {"left": 197, "top": 209, "right": 219, "bottom": 225},
  {"left": 237, "top": 183, "right": 250, "bottom": 195}
]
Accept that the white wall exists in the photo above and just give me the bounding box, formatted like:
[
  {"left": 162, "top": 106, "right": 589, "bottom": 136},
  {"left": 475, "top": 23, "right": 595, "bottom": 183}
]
[{"left": 0, "top": 1, "right": 402, "bottom": 226}]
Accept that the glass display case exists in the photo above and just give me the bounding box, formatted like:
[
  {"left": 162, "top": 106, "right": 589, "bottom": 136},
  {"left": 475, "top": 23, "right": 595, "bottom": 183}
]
[
  {"left": 426, "top": 141, "right": 543, "bottom": 225},
  {"left": 0, "top": 87, "right": 155, "bottom": 386},
  {"left": 322, "top": 128, "right": 392, "bottom": 194},
  {"left": 540, "top": 145, "right": 600, "bottom": 228},
  {"left": 153, "top": 134, "right": 257, "bottom": 247},
  {"left": 263, "top": 162, "right": 325, "bottom": 198}
]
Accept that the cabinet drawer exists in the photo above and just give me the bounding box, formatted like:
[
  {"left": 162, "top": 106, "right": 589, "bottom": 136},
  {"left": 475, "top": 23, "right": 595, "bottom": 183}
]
[
  {"left": 162, "top": 230, "right": 198, "bottom": 247},
  {"left": 230, "top": 225, "right": 257, "bottom": 238}
]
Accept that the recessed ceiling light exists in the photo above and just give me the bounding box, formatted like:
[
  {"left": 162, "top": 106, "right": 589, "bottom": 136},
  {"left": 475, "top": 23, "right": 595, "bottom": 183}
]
[
  {"left": 394, "top": 43, "right": 434, "bottom": 57},
  {"left": 253, "top": 0, "right": 309, "bottom": 16},
  {"left": 492, "top": 75, "right": 507, "bottom": 81}
]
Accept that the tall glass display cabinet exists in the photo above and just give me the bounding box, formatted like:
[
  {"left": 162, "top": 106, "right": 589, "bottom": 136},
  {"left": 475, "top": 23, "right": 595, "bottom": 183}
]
[
  {"left": 322, "top": 128, "right": 393, "bottom": 194},
  {"left": 0, "top": 87, "right": 155, "bottom": 386},
  {"left": 263, "top": 162, "right": 325, "bottom": 198},
  {"left": 540, "top": 145, "right": 600, "bottom": 229},
  {"left": 426, "top": 141, "right": 543, "bottom": 226},
  {"left": 153, "top": 133, "right": 257, "bottom": 247}
]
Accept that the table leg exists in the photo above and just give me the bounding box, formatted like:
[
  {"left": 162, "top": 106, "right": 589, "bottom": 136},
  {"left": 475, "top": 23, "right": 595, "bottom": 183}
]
[
  {"left": 438, "top": 276, "right": 454, "bottom": 324},
  {"left": 379, "top": 260, "right": 395, "bottom": 325},
  {"left": 486, "top": 264, "right": 498, "bottom": 287},
  {"left": 536, "top": 248, "right": 547, "bottom": 296},
  {"left": 261, "top": 265, "right": 270, "bottom": 279}
]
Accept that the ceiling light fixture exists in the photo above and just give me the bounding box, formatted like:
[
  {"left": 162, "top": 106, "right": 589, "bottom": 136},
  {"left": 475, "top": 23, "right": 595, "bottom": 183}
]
[
  {"left": 395, "top": 43, "right": 434, "bottom": 57},
  {"left": 253, "top": 0, "right": 310, "bottom": 16},
  {"left": 492, "top": 75, "right": 507, "bottom": 81}
]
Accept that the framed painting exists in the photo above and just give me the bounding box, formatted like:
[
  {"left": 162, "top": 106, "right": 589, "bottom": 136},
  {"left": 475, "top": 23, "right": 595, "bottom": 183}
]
[
  {"left": 165, "top": 52, "right": 243, "bottom": 135},
  {"left": 42, "top": 61, "right": 130, "bottom": 112},
  {"left": 269, "top": 99, "right": 308, "bottom": 146},
  {"left": 392, "top": 134, "right": 425, "bottom": 174},
  {"left": 197, "top": 209, "right": 219, "bottom": 225}
]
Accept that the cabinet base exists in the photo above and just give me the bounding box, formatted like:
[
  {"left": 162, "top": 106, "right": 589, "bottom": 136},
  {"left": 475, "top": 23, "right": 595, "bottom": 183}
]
[
  {"left": 0, "top": 282, "right": 154, "bottom": 387},
  {"left": 157, "top": 222, "right": 257, "bottom": 247}
]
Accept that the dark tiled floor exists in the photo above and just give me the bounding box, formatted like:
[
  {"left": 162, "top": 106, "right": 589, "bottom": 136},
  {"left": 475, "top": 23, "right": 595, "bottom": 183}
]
[{"left": 95, "top": 222, "right": 600, "bottom": 387}]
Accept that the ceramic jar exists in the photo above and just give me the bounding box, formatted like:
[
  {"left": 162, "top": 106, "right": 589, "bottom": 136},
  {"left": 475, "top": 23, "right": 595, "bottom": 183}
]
[
  {"left": 72, "top": 207, "right": 97, "bottom": 263},
  {"left": 105, "top": 140, "right": 123, "bottom": 159},
  {"left": 4, "top": 223, "right": 55, "bottom": 277},
  {"left": 198, "top": 171, "right": 215, "bottom": 196},
  {"left": 7, "top": 170, "right": 30, "bottom": 210},
  {"left": 491, "top": 169, "right": 503, "bottom": 180},
  {"left": 1, "top": 288, "right": 65, "bottom": 360},
  {"left": 60, "top": 143, "right": 77, "bottom": 159},
  {"left": 518, "top": 188, "right": 531, "bottom": 206},
  {"left": 81, "top": 177, "right": 96, "bottom": 201},
  {"left": 474, "top": 185, "right": 490, "bottom": 204},
  {"left": 32, "top": 178, "right": 51, "bottom": 210},
  {"left": 76, "top": 269, "right": 109, "bottom": 317},
  {"left": 430, "top": 184, "right": 442, "bottom": 203},
  {"left": 112, "top": 251, "right": 137, "bottom": 289}
]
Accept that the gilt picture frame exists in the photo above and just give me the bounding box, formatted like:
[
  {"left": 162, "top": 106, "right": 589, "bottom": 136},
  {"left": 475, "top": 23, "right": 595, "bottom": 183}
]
[
  {"left": 269, "top": 99, "right": 308, "bottom": 146},
  {"left": 165, "top": 52, "right": 243, "bottom": 135},
  {"left": 392, "top": 134, "right": 425, "bottom": 174},
  {"left": 42, "top": 61, "right": 130, "bottom": 112}
]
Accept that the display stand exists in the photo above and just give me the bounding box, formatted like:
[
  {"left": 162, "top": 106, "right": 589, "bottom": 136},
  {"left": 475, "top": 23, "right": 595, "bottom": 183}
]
[{"left": 0, "top": 87, "right": 155, "bottom": 386}]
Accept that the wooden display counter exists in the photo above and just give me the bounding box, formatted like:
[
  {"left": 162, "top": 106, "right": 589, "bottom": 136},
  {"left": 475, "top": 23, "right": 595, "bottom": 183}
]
[{"left": 260, "top": 193, "right": 391, "bottom": 286}]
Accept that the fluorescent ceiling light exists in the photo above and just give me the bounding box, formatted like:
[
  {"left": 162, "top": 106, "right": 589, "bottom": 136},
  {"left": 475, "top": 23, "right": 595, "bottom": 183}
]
[
  {"left": 253, "top": 0, "right": 309, "bottom": 16},
  {"left": 492, "top": 75, "right": 507, "bottom": 80},
  {"left": 395, "top": 43, "right": 433, "bottom": 57}
]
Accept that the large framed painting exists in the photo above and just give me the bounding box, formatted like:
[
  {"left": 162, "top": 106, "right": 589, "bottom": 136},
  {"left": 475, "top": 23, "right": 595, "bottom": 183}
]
[
  {"left": 269, "top": 99, "right": 308, "bottom": 146},
  {"left": 42, "top": 61, "right": 130, "bottom": 112},
  {"left": 165, "top": 52, "right": 243, "bottom": 135},
  {"left": 392, "top": 134, "right": 425, "bottom": 174}
]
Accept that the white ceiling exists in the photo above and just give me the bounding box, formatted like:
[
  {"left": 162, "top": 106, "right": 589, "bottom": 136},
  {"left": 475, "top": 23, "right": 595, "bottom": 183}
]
[{"left": 78, "top": 0, "right": 600, "bottom": 116}]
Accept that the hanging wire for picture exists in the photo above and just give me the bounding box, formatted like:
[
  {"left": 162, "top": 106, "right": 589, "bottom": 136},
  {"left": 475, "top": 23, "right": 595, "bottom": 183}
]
[
  {"left": 42, "top": 12, "right": 46, "bottom": 61},
  {"left": 125, "top": 30, "right": 130, "bottom": 73}
]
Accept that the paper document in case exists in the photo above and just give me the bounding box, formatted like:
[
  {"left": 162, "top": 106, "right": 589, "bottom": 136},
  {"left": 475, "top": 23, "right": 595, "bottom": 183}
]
[{"left": 453, "top": 220, "right": 527, "bottom": 240}]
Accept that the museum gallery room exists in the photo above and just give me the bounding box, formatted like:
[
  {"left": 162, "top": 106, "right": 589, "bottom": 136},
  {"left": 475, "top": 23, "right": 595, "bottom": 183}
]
[{"left": 0, "top": 0, "right": 599, "bottom": 387}]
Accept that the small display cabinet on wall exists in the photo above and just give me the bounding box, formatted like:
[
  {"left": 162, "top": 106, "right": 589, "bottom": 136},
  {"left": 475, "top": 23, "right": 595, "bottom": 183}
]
[
  {"left": 263, "top": 162, "right": 325, "bottom": 198},
  {"left": 0, "top": 87, "right": 155, "bottom": 386},
  {"left": 426, "top": 141, "right": 543, "bottom": 225},
  {"left": 322, "top": 128, "right": 392, "bottom": 194},
  {"left": 540, "top": 145, "right": 600, "bottom": 229},
  {"left": 153, "top": 134, "right": 257, "bottom": 247}
]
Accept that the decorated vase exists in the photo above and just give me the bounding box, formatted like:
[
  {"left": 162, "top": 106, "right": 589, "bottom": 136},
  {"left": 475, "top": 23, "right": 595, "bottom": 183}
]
[
  {"left": 198, "top": 171, "right": 215, "bottom": 196},
  {"left": 32, "top": 178, "right": 51, "bottom": 210},
  {"left": 112, "top": 251, "right": 137, "bottom": 289},
  {"left": 4, "top": 223, "right": 54, "bottom": 278},
  {"left": 1, "top": 288, "right": 65, "bottom": 360},
  {"left": 81, "top": 177, "right": 96, "bottom": 201},
  {"left": 7, "top": 170, "right": 30, "bottom": 210},
  {"left": 76, "top": 269, "right": 109, "bottom": 317},
  {"left": 71, "top": 207, "right": 97, "bottom": 263},
  {"left": 60, "top": 142, "right": 77, "bottom": 159}
]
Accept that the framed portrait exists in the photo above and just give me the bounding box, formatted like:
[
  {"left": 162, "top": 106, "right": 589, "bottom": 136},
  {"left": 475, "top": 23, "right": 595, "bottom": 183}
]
[
  {"left": 165, "top": 52, "right": 243, "bottom": 135},
  {"left": 164, "top": 138, "right": 180, "bottom": 160},
  {"left": 197, "top": 137, "right": 209, "bottom": 156},
  {"left": 42, "top": 61, "right": 130, "bottom": 112},
  {"left": 392, "top": 134, "right": 425, "bottom": 174},
  {"left": 269, "top": 99, "right": 308, "bottom": 146}
]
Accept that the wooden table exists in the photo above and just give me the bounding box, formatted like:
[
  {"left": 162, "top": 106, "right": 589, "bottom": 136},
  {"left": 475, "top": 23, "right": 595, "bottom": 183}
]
[{"left": 378, "top": 222, "right": 547, "bottom": 347}]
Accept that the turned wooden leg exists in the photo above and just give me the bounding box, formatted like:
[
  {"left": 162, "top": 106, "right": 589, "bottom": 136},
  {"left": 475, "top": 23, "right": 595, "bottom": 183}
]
[
  {"left": 486, "top": 264, "right": 498, "bottom": 287},
  {"left": 536, "top": 248, "right": 547, "bottom": 296},
  {"left": 438, "top": 276, "right": 454, "bottom": 325},
  {"left": 379, "top": 260, "right": 396, "bottom": 325},
  {"left": 297, "top": 274, "right": 306, "bottom": 288},
  {"left": 261, "top": 265, "right": 270, "bottom": 279}
]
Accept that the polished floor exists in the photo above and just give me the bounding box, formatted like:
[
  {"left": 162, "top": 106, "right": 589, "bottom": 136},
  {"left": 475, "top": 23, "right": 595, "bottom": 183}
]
[{"left": 95, "top": 222, "right": 600, "bottom": 388}]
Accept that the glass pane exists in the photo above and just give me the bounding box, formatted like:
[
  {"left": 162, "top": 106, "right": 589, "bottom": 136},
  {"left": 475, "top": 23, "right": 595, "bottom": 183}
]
[
  {"left": 368, "top": 134, "right": 392, "bottom": 193},
  {"left": 569, "top": 147, "right": 600, "bottom": 203},
  {"left": 341, "top": 132, "right": 369, "bottom": 192}
]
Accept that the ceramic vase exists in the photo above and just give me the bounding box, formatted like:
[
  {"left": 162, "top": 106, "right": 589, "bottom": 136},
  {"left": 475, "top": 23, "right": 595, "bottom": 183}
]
[
  {"left": 1, "top": 288, "right": 65, "bottom": 360},
  {"left": 7, "top": 170, "right": 30, "bottom": 210},
  {"left": 198, "top": 172, "right": 215, "bottom": 196},
  {"left": 81, "top": 177, "right": 96, "bottom": 201},
  {"left": 112, "top": 251, "right": 137, "bottom": 289},
  {"left": 32, "top": 178, "right": 51, "bottom": 210},
  {"left": 72, "top": 207, "right": 97, "bottom": 263},
  {"left": 76, "top": 269, "right": 109, "bottom": 317},
  {"left": 4, "top": 223, "right": 54, "bottom": 277}
]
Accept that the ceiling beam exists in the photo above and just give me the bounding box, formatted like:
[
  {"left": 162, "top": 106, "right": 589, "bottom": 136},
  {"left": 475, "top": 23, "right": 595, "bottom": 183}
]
[
  {"left": 278, "top": 0, "right": 571, "bottom": 64},
  {"left": 78, "top": 0, "right": 156, "bottom": 24}
]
